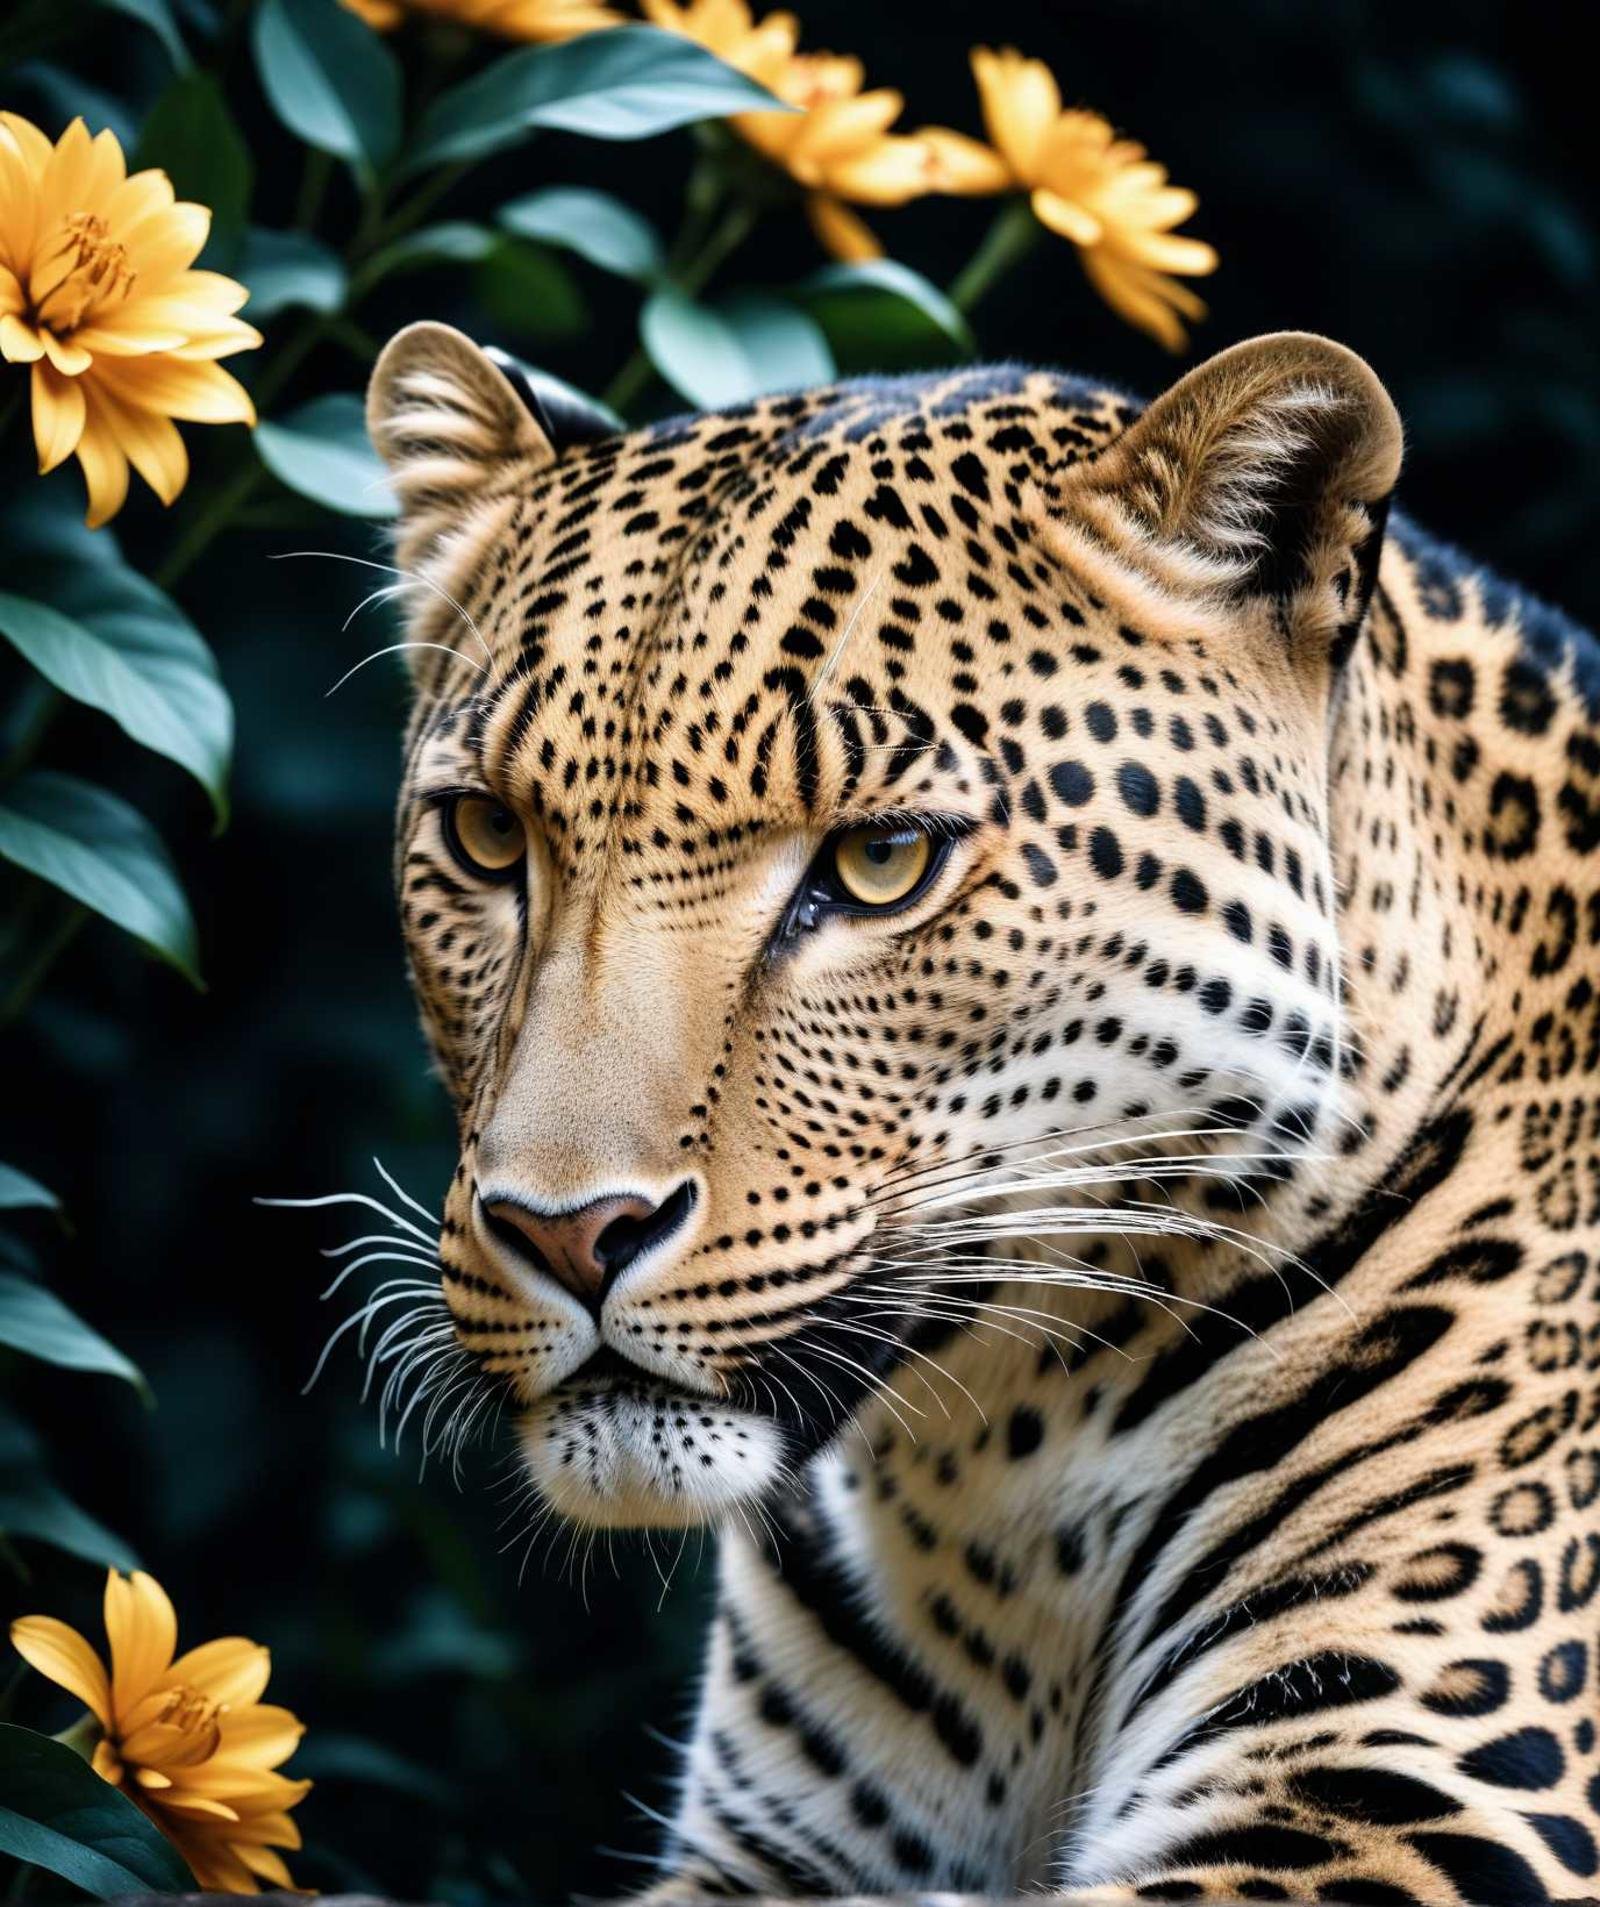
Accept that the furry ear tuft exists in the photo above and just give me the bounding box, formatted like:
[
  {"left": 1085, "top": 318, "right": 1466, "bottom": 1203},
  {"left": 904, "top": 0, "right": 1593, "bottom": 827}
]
[
  {"left": 366, "top": 323, "right": 558, "bottom": 567},
  {"left": 1075, "top": 332, "right": 1402, "bottom": 656}
]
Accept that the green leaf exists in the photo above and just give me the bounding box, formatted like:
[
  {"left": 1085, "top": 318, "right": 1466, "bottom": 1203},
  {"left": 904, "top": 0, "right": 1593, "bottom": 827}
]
[
  {"left": 719, "top": 290, "right": 834, "bottom": 389},
  {"left": 0, "top": 1273, "right": 148, "bottom": 1395},
  {"left": 0, "top": 589, "right": 231, "bottom": 826},
  {"left": 256, "top": 393, "right": 397, "bottom": 519},
  {"left": 238, "top": 226, "right": 346, "bottom": 321},
  {"left": 474, "top": 240, "right": 587, "bottom": 346},
  {"left": 0, "top": 1165, "right": 57, "bottom": 1213},
  {"left": 408, "top": 24, "right": 789, "bottom": 172},
  {"left": 9, "top": 63, "right": 139, "bottom": 150},
  {"left": 93, "top": 0, "right": 188, "bottom": 67},
  {"left": 0, "top": 1726, "right": 194, "bottom": 1899},
  {"left": 498, "top": 186, "right": 664, "bottom": 282},
  {"left": 133, "top": 71, "right": 252, "bottom": 269},
  {"left": 355, "top": 220, "right": 497, "bottom": 288},
  {"left": 0, "top": 1403, "right": 138, "bottom": 1568},
  {"left": 0, "top": 772, "right": 199, "bottom": 982},
  {"left": 253, "top": 0, "right": 401, "bottom": 183},
  {"left": 640, "top": 287, "right": 834, "bottom": 408},
  {"left": 799, "top": 258, "right": 975, "bottom": 372}
]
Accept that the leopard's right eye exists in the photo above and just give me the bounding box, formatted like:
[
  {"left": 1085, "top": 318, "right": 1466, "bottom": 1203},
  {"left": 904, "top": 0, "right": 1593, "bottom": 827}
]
[{"left": 443, "top": 795, "right": 525, "bottom": 882}]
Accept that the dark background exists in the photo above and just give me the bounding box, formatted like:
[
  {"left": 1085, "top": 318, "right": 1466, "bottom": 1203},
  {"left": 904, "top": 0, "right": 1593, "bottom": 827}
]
[{"left": 2, "top": 0, "right": 1597, "bottom": 1899}]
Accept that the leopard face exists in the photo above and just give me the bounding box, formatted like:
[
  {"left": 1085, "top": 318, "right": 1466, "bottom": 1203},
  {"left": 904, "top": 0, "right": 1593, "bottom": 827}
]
[{"left": 367, "top": 326, "right": 1401, "bottom": 1528}]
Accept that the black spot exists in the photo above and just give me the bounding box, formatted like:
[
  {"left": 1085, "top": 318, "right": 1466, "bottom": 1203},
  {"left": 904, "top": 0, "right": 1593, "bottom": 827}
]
[
  {"left": 1089, "top": 827, "right": 1124, "bottom": 880},
  {"left": 1161, "top": 1825, "right": 1341, "bottom": 1871},
  {"left": 1118, "top": 762, "right": 1160, "bottom": 816},
  {"left": 1049, "top": 760, "right": 1094, "bottom": 807},
  {"left": 1007, "top": 1407, "right": 1044, "bottom": 1459},
  {"left": 1524, "top": 1813, "right": 1598, "bottom": 1878},
  {"left": 1291, "top": 1765, "right": 1460, "bottom": 1825},
  {"left": 1457, "top": 1726, "right": 1564, "bottom": 1791},
  {"left": 1409, "top": 1832, "right": 1551, "bottom": 1906},
  {"left": 1420, "top": 1658, "right": 1509, "bottom": 1718},
  {"left": 1085, "top": 701, "right": 1118, "bottom": 743},
  {"left": 1170, "top": 869, "right": 1208, "bottom": 913}
]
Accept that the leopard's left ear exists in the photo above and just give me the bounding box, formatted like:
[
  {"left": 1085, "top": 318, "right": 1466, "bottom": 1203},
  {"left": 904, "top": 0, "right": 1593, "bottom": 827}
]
[
  {"left": 1073, "top": 331, "right": 1402, "bottom": 660},
  {"left": 367, "top": 324, "right": 619, "bottom": 577}
]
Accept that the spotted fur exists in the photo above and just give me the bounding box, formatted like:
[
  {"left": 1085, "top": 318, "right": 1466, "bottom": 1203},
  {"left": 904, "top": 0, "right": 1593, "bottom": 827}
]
[{"left": 365, "top": 325, "right": 1600, "bottom": 1906}]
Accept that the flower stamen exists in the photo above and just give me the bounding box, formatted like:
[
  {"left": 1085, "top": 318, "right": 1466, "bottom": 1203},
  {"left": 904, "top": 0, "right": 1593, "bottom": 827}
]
[{"left": 35, "top": 213, "right": 136, "bottom": 330}]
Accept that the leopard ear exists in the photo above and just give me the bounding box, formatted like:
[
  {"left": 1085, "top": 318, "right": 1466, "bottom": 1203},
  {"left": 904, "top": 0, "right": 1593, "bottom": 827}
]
[
  {"left": 366, "top": 323, "right": 559, "bottom": 566},
  {"left": 1073, "top": 331, "right": 1402, "bottom": 659}
]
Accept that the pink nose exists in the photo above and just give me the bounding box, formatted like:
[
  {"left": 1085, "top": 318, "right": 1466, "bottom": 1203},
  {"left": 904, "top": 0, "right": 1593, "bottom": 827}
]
[{"left": 481, "top": 1185, "right": 695, "bottom": 1309}]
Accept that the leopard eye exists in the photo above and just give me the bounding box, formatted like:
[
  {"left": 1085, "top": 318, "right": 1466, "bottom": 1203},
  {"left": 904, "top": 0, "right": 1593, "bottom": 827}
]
[
  {"left": 831, "top": 824, "right": 932, "bottom": 909},
  {"left": 444, "top": 794, "right": 525, "bottom": 880}
]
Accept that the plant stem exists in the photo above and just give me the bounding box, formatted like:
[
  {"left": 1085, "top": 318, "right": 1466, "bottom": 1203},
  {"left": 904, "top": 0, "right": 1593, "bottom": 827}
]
[
  {"left": 293, "top": 149, "right": 333, "bottom": 232},
  {"left": 153, "top": 460, "right": 263, "bottom": 592},
  {"left": 361, "top": 160, "right": 475, "bottom": 259},
  {"left": 948, "top": 197, "right": 1040, "bottom": 314},
  {"left": 0, "top": 896, "right": 85, "bottom": 1028}
]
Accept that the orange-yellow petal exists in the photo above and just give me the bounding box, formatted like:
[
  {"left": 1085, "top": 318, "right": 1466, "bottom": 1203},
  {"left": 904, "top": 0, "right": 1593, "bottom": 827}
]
[
  {"left": 93, "top": 355, "right": 255, "bottom": 425},
  {"left": 971, "top": 45, "right": 1060, "bottom": 183},
  {"left": 913, "top": 127, "right": 1011, "bottom": 197},
  {"left": 30, "top": 360, "right": 86, "bottom": 471},
  {"left": 105, "top": 1569, "right": 178, "bottom": 1718},
  {"left": 9, "top": 1616, "right": 112, "bottom": 1727},
  {"left": 167, "top": 1638, "right": 272, "bottom": 1706},
  {"left": 1080, "top": 246, "right": 1204, "bottom": 351},
  {"left": 1030, "top": 186, "right": 1103, "bottom": 248},
  {"left": 0, "top": 312, "right": 45, "bottom": 362},
  {"left": 805, "top": 194, "right": 881, "bottom": 262},
  {"left": 76, "top": 415, "right": 130, "bottom": 526}
]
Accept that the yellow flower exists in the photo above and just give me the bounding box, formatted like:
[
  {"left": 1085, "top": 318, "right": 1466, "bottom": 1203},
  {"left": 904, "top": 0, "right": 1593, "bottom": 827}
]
[
  {"left": 11, "top": 1570, "right": 311, "bottom": 1895},
  {"left": 338, "top": 0, "right": 621, "bottom": 39},
  {"left": 642, "top": 0, "right": 1000, "bottom": 260},
  {"left": 0, "top": 115, "right": 258, "bottom": 528},
  {"left": 967, "top": 46, "right": 1217, "bottom": 349}
]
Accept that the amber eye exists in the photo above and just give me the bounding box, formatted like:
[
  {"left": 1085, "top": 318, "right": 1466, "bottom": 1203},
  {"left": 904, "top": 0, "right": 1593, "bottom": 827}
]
[
  {"left": 831, "top": 824, "right": 932, "bottom": 909},
  {"left": 444, "top": 795, "right": 525, "bottom": 879}
]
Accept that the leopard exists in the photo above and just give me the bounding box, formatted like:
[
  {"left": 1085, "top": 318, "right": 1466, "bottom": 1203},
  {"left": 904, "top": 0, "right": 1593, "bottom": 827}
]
[{"left": 361, "top": 321, "right": 1600, "bottom": 1907}]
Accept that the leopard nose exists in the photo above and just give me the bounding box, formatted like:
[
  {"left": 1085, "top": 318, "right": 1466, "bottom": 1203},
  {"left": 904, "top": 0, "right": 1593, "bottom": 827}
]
[{"left": 480, "top": 1182, "right": 697, "bottom": 1311}]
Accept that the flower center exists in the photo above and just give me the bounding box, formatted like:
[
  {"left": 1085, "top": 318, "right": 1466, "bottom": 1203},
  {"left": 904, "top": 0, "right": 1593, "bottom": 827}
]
[{"left": 34, "top": 213, "right": 136, "bottom": 334}]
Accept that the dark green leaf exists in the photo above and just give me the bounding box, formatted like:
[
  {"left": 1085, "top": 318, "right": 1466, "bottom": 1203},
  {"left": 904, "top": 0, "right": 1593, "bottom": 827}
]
[
  {"left": 799, "top": 258, "right": 974, "bottom": 371},
  {"left": 239, "top": 227, "right": 346, "bottom": 321},
  {"left": 356, "top": 221, "right": 497, "bottom": 289},
  {"left": 0, "top": 1165, "right": 57, "bottom": 1213},
  {"left": 498, "top": 187, "right": 664, "bottom": 281},
  {"left": 255, "top": 393, "right": 398, "bottom": 519},
  {"left": 0, "top": 772, "right": 199, "bottom": 982},
  {"left": 640, "top": 287, "right": 833, "bottom": 407},
  {"left": 408, "top": 24, "right": 788, "bottom": 172},
  {"left": 253, "top": 0, "right": 401, "bottom": 182},
  {"left": 0, "top": 1404, "right": 138, "bottom": 1568},
  {"left": 93, "top": 0, "right": 187, "bottom": 67},
  {"left": 0, "top": 1726, "right": 194, "bottom": 1899},
  {"left": 0, "top": 589, "right": 231, "bottom": 825},
  {"left": 8, "top": 63, "right": 138, "bottom": 149},
  {"left": 474, "top": 240, "right": 587, "bottom": 345},
  {"left": 0, "top": 1273, "right": 147, "bottom": 1393},
  {"left": 133, "top": 71, "right": 252, "bottom": 268}
]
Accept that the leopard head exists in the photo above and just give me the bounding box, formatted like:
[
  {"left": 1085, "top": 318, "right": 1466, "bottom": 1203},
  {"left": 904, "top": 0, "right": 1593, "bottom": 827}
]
[{"left": 365, "top": 324, "right": 1402, "bottom": 1528}]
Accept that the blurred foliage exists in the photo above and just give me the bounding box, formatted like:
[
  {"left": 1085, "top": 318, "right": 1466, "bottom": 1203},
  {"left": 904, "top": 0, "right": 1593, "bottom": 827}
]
[{"left": 1, "top": 0, "right": 1597, "bottom": 1899}]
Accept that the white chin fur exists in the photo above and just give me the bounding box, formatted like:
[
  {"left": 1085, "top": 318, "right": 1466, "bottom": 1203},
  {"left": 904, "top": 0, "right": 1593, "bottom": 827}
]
[{"left": 517, "top": 1386, "right": 788, "bottom": 1529}]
